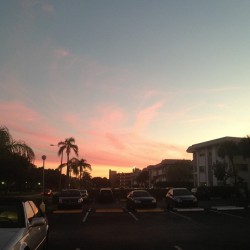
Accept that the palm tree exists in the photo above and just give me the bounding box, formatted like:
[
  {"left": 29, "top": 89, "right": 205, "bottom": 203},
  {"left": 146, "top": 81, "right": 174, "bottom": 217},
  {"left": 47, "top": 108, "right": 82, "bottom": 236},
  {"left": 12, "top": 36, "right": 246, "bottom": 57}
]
[
  {"left": 69, "top": 157, "right": 91, "bottom": 188},
  {"left": 58, "top": 137, "right": 78, "bottom": 188},
  {"left": 0, "top": 126, "right": 35, "bottom": 162}
]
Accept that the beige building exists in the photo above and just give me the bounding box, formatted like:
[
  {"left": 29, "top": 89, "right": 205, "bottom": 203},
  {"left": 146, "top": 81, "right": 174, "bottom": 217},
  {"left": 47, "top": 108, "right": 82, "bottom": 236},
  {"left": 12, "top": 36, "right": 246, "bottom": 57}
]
[
  {"left": 187, "top": 137, "right": 250, "bottom": 188},
  {"left": 109, "top": 168, "right": 141, "bottom": 188}
]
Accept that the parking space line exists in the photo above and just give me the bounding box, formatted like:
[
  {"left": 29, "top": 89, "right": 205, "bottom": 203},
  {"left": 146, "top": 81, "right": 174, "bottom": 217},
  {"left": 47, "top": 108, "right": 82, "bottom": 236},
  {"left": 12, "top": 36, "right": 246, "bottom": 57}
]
[
  {"left": 174, "top": 208, "right": 204, "bottom": 212},
  {"left": 128, "top": 211, "right": 139, "bottom": 221},
  {"left": 82, "top": 208, "right": 91, "bottom": 223},
  {"left": 123, "top": 208, "right": 139, "bottom": 221},
  {"left": 174, "top": 245, "right": 183, "bottom": 250},
  {"left": 210, "top": 209, "right": 244, "bottom": 219},
  {"left": 95, "top": 208, "right": 124, "bottom": 213},
  {"left": 211, "top": 206, "right": 244, "bottom": 211},
  {"left": 53, "top": 209, "right": 82, "bottom": 214},
  {"left": 168, "top": 210, "right": 192, "bottom": 221},
  {"left": 136, "top": 208, "right": 165, "bottom": 213}
]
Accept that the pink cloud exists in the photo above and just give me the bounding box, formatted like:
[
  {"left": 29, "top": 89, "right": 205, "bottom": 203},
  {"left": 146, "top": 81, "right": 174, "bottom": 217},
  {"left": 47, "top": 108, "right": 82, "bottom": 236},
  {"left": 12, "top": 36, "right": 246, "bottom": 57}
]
[
  {"left": 105, "top": 133, "right": 126, "bottom": 150},
  {"left": 88, "top": 104, "right": 125, "bottom": 132},
  {"left": 133, "top": 101, "right": 164, "bottom": 133}
]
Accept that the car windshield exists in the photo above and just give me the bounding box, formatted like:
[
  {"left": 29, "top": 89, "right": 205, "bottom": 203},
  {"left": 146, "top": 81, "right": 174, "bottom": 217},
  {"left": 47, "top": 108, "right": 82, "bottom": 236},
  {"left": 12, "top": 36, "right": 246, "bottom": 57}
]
[
  {"left": 173, "top": 189, "right": 192, "bottom": 196},
  {"left": 60, "top": 190, "right": 81, "bottom": 197},
  {"left": 133, "top": 191, "right": 151, "bottom": 197},
  {"left": 0, "top": 201, "right": 24, "bottom": 228}
]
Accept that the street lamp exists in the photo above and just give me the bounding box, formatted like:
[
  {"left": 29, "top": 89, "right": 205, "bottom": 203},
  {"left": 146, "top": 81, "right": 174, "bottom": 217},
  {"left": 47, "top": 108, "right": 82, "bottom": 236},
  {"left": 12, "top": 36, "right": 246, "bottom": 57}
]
[{"left": 40, "top": 155, "right": 46, "bottom": 212}]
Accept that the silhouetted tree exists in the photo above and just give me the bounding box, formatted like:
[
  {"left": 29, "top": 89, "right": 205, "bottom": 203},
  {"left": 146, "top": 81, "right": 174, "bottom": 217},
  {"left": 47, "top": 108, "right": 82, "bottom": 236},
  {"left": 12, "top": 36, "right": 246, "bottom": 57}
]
[
  {"left": 92, "top": 177, "right": 110, "bottom": 189},
  {"left": 136, "top": 169, "right": 149, "bottom": 187},
  {"left": 69, "top": 157, "right": 92, "bottom": 188},
  {"left": 0, "top": 126, "right": 35, "bottom": 161},
  {"left": 212, "top": 160, "right": 230, "bottom": 185},
  {"left": 0, "top": 126, "right": 35, "bottom": 193},
  {"left": 239, "top": 136, "right": 250, "bottom": 159},
  {"left": 58, "top": 137, "right": 78, "bottom": 188},
  {"left": 166, "top": 162, "right": 192, "bottom": 186}
]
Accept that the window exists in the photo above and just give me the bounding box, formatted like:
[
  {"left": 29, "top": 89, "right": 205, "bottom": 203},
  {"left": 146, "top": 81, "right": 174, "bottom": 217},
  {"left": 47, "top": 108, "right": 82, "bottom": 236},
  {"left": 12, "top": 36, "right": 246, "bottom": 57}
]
[
  {"left": 29, "top": 201, "right": 42, "bottom": 217},
  {"left": 24, "top": 202, "right": 35, "bottom": 221},
  {"left": 199, "top": 166, "right": 205, "bottom": 172}
]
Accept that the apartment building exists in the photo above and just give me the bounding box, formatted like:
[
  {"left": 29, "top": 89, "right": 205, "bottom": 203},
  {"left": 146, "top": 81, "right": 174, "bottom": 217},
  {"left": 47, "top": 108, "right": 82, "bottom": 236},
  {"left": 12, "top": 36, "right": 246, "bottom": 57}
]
[
  {"left": 109, "top": 168, "right": 141, "bottom": 188},
  {"left": 187, "top": 137, "right": 250, "bottom": 188},
  {"left": 147, "top": 159, "right": 192, "bottom": 187}
]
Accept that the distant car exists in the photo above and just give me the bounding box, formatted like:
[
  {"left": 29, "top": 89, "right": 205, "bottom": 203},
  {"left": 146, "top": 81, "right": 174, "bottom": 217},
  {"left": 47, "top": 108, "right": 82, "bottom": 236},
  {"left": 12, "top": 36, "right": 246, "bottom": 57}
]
[
  {"left": 98, "top": 188, "right": 114, "bottom": 203},
  {"left": 126, "top": 190, "right": 157, "bottom": 210},
  {"left": 58, "top": 189, "right": 83, "bottom": 209},
  {"left": 0, "top": 197, "right": 49, "bottom": 250},
  {"left": 80, "top": 189, "right": 89, "bottom": 201},
  {"left": 166, "top": 188, "right": 198, "bottom": 210}
]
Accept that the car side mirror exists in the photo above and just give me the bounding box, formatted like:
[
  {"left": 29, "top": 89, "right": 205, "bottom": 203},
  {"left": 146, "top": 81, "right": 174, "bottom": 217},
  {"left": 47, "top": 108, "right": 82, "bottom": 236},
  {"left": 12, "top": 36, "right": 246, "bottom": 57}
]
[{"left": 30, "top": 217, "right": 46, "bottom": 227}]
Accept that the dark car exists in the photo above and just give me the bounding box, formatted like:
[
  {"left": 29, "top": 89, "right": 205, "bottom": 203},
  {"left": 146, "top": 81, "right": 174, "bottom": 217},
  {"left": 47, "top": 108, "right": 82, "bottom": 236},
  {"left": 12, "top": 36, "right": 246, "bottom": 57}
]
[
  {"left": 166, "top": 188, "right": 198, "bottom": 210},
  {"left": 126, "top": 190, "right": 157, "bottom": 210},
  {"left": 98, "top": 188, "right": 114, "bottom": 203},
  {"left": 0, "top": 197, "right": 49, "bottom": 250},
  {"left": 58, "top": 189, "right": 83, "bottom": 209}
]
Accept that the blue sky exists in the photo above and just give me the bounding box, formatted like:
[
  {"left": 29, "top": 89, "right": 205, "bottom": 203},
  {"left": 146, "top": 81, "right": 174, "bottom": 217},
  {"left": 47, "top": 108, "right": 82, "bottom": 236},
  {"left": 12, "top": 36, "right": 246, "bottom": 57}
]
[{"left": 1, "top": 0, "right": 250, "bottom": 177}]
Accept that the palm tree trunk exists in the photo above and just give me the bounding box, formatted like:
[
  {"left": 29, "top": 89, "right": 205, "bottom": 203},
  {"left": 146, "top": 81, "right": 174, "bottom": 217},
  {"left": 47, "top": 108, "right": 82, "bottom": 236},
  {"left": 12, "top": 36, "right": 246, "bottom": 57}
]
[{"left": 66, "top": 153, "right": 70, "bottom": 188}]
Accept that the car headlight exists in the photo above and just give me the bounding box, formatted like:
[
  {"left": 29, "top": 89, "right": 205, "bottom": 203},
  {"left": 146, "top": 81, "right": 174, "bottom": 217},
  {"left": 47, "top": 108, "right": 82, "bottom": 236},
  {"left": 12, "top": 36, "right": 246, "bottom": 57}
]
[
  {"left": 78, "top": 198, "right": 83, "bottom": 203},
  {"left": 152, "top": 198, "right": 157, "bottom": 203}
]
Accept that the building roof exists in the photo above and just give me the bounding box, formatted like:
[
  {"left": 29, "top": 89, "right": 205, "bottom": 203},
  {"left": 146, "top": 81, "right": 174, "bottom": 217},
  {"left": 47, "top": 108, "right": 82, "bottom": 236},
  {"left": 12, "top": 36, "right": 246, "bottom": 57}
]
[
  {"left": 147, "top": 159, "right": 192, "bottom": 170},
  {"left": 186, "top": 136, "right": 242, "bottom": 153}
]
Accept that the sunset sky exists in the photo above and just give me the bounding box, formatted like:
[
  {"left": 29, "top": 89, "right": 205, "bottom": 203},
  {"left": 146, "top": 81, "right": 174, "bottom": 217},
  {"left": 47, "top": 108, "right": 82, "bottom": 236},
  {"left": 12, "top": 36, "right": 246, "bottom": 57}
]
[{"left": 1, "top": 1, "right": 250, "bottom": 178}]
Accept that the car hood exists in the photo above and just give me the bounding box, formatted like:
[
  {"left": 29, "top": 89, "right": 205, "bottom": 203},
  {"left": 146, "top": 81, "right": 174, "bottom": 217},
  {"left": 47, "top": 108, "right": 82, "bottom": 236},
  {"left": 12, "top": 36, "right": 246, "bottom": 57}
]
[
  {"left": 175, "top": 195, "right": 196, "bottom": 200},
  {"left": 0, "top": 228, "right": 25, "bottom": 249}
]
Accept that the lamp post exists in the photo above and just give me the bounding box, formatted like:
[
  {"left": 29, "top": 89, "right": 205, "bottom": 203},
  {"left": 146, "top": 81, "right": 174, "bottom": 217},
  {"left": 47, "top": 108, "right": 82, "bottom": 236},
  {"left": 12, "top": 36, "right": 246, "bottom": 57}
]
[{"left": 40, "top": 155, "right": 46, "bottom": 213}]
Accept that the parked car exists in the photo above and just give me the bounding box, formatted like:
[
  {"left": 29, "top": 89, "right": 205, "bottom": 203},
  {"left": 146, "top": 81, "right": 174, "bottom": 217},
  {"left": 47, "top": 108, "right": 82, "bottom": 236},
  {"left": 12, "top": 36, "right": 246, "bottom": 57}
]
[
  {"left": 126, "top": 190, "right": 157, "bottom": 210},
  {"left": 58, "top": 189, "right": 84, "bottom": 209},
  {"left": 166, "top": 188, "right": 198, "bottom": 210},
  {"left": 0, "top": 197, "right": 49, "bottom": 250},
  {"left": 98, "top": 188, "right": 114, "bottom": 203}
]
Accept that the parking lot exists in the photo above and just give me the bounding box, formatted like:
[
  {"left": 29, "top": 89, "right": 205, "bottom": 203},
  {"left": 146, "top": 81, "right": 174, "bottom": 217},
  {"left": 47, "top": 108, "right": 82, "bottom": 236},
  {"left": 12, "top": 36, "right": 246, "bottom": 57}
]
[{"left": 47, "top": 198, "right": 250, "bottom": 250}]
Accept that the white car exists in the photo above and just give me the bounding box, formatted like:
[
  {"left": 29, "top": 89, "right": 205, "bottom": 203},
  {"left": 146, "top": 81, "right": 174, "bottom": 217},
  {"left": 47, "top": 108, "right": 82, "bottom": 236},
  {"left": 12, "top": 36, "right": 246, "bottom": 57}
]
[{"left": 0, "top": 197, "right": 49, "bottom": 250}]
